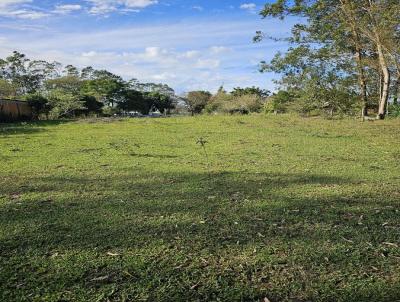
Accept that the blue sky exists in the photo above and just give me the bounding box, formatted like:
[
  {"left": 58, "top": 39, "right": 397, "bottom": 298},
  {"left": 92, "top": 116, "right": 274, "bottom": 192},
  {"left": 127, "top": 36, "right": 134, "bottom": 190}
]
[{"left": 0, "top": 0, "right": 294, "bottom": 93}]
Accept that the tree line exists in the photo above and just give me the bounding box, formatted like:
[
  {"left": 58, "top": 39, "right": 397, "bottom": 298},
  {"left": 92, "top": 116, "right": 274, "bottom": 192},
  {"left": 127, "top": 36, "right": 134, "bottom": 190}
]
[
  {"left": 257, "top": 0, "right": 400, "bottom": 119},
  {"left": 0, "top": 51, "right": 274, "bottom": 119},
  {"left": 0, "top": 51, "right": 177, "bottom": 119}
]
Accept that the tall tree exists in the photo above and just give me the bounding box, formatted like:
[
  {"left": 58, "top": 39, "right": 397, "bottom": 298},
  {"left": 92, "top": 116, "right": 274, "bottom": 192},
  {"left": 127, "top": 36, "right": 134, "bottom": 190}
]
[
  {"left": 258, "top": 0, "right": 400, "bottom": 119},
  {"left": 184, "top": 91, "right": 212, "bottom": 115}
]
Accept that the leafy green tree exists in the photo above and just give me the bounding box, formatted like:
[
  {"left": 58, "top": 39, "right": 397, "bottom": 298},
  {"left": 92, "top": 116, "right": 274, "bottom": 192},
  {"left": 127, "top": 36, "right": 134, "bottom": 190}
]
[
  {"left": 45, "top": 76, "right": 82, "bottom": 95},
  {"left": 79, "top": 95, "right": 104, "bottom": 116},
  {"left": 129, "top": 81, "right": 175, "bottom": 96},
  {"left": 258, "top": 0, "right": 400, "bottom": 119},
  {"left": 81, "top": 66, "right": 95, "bottom": 80},
  {"left": 81, "top": 71, "right": 125, "bottom": 107},
  {"left": 264, "top": 90, "right": 293, "bottom": 114},
  {"left": 0, "top": 52, "right": 61, "bottom": 95},
  {"left": 0, "top": 79, "right": 18, "bottom": 98},
  {"left": 206, "top": 89, "right": 263, "bottom": 114},
  {"left": 0, "top": 51, "right": 32, "bottom": 94},
  {"left": 0, "top": 51, "right": 183, "bottom": 119},
  {"left": 232, "top": 87, "right": 270, "bottom": 98},
  {"left": 205, "top": 89, "right": 231, "bottom": 113},
  {"left": 117, "top": 90, "right": 147, "bottom": 113},
  {"left": 63, "top": 65, "right": 79, "bottom": 77},
  {"left": 144, "top": 92, "right": 175, "bottom": 114},
  {"left": 47, "top": 89, "right": 84, "bottom": 118},
  {"left": 228, "top": 94, "right": 263, "bottom": 114},
  {"left": 44, "top": 76, "right": 84, "bottom": 118},
  {"left": 184, "top": 91, "right": 212, "bottom": 115},
  {"left": 29, "top": 60, "right": 62, "bottom": 83},
  {"left": 26, "top": 94, "right": 51, "bottom": 118}
]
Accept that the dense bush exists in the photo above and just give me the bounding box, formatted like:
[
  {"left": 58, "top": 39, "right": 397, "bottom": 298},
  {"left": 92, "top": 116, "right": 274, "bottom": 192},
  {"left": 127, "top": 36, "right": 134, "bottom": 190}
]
[
  {"left": 102, "top": 106, "right": 120, "bottom": 117},
  {"left": 264, "top": 91, "right": 293, "bottom": 114},
  {"left": 205, "top": 90, "right": 264, "bottom": 114},
  {"left": 388, "top": 104, "right": 400, "bottom": 118},
  {"left": 184, "top": 91, "right": 212, "bottom": 115},
  {"left": 26, "top": 94, "right": 50, "bottom": 118}
]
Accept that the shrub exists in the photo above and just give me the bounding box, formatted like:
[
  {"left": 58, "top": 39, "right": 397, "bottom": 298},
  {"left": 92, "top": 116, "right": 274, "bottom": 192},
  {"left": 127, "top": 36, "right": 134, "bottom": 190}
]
[
  {"left": 26, "top": 94, "right": 50, "bottom": 118},
  {"left": 206, "top": 92, "right": 263, "bottom": 114},
  {"left": 102, "top": 106, "right": 120, "bottom": 117},
  {"left": 47, "top": 89, "right": 85, "bottom": 119},
  {"left": 388, "top": 104, "right": 400, "bottom": 118},
  {"left": 184, "top": 91, "right": 212, "bottom": 115},
  {"left": 264, "top": 91, "right": 293, "bottom": 114}
]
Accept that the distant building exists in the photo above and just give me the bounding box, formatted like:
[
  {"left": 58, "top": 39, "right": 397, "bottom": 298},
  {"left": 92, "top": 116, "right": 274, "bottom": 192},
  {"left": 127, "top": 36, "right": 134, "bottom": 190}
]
[{"left": 0, "top": 99, "right": 33, "bottom": 122}]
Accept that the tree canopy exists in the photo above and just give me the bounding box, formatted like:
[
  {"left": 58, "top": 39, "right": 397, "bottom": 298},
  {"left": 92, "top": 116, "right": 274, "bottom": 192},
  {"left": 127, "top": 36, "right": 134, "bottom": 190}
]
[
  {"left": 0, "top": 51, "right": 177, "bottom": 118},
  {"left": 257, "top": 0, "right": 400, "bottom": 119}
]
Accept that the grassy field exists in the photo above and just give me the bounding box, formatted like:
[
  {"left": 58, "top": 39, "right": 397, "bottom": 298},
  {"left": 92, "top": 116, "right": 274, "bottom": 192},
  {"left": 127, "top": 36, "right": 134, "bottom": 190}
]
[{"left": 0, "top": 115, "right": 399, "bottom": 302}]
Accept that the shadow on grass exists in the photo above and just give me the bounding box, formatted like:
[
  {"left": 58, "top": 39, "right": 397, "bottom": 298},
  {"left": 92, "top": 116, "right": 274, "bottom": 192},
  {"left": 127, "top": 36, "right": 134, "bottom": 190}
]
[
  {"left": 0, "top": 120, "right": 71, "bottom": 136},
  {"left": 0, "top": 171, "right": 399, "bottom": 301}
]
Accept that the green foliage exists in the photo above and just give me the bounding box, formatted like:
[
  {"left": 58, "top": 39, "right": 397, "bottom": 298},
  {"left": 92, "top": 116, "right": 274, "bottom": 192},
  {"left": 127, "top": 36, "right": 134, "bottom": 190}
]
[
  {"left": 117, "top": 89, "right": 147, "bottom": 113},
  {"left": 261, "top": 45, "right": 360, "bottom": 116},
  {"left": 45, "top": 76, "right": 82, "bottom": 95},
  {"left": 0, "top": 52, "right": 180, "bottom": 119},
  {"left": 25, "top": 94, "right": 50, "bottom": 117},
  {"left": 185, "top": 91, "right": 212, "bottom": 115},
  {"left": 257, "top": 0, "right": 400, "bottom": 118},
  {"left": 63, "top": 64, "right": 79, "bottom": 77},
  {"left": 102, "top": 106, "right": 120, "bottom": 117},
  {"left": 207, "top": 90, "right": 263, "bottom": 114},
  {"left": 205, "top": 90, "right": 232, "bottom": 113},
  {"left": 79, "top": 95, "right": 104, "bottom": 116},
  {"left": 0, "top": 51, "right": 60, "bottom": 95},
  {"left": 145, "top": 91, "right": 175, "bottom": 114},
  {"left": 264, "top": 90, "right": 293, "bottom": 114},
  {"left": 47, "top": 89, "right": 85, "bottom": 118},
  {"left": 388, "top": 103, "right": 400, "bottom": 118},
  {"left": 231, "top": 86, "right": 270, "bottom": 98},
  {"left": 81, "top": 73, "right": 125, "bottom": 107},
  {"left": 0, "top": 79, "right": 18, "bottom": 98},
  {"left": 117, "top": 90, "right": 175, "bottom": 115},
  {"left": 229, "top": 94, "right": 264, "bottom": 114}
]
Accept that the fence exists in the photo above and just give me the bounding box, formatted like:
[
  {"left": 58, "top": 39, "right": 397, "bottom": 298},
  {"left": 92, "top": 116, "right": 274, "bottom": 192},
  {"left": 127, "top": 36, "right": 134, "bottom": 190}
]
[{"left": 0, "top": 99, "right": 33, "bottom": 122}]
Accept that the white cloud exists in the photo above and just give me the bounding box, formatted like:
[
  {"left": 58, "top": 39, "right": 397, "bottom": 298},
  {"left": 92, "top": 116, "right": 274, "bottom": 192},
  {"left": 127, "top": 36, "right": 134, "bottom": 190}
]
[
  {"left": 86, "top": 0, "right": 158, "bottom": 14},
  {"left": 195, "top": 58, "right": 220, "bottom": 69},
  {"left": 240, "top": 3, "right": 257, "bottom": 11},
  {"left": 182, "top": 50, "right": 200, "bottom": 59},
  {"left": 0, "top": 0, "right": 50, "bottom": 19},
  {"left": 210, "top": 46, "right": 231, "bottom": 54},
  {"left": 0, "top": 0, "right": 157, "bottom": 18},
  {"left": 82, "top": 51, "right": 98, "bottom": 57},
  {"left": 53, "top": 4, "right": 82, "bottom": 14},
  {"left": 151, "top": 72, "right": 177, "bottom": 81},
  {"left": 143, "top": 46, "right": 163, "bottom": 58},
  {"left": 4, "top": 10, "right": 50, "bottom": 19},
  {"left": 0, "top": 0, "right": 32, "bottom": 8}
]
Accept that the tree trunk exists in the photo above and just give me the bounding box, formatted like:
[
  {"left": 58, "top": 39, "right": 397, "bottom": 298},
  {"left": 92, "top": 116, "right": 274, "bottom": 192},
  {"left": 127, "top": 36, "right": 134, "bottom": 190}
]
[
  {"left": 339, "top": 0, "right": 369, "bottom": 119},
  {"left": 376, "top": 42, "right": 390, "bottom": 119},
  {"left": 355, "top": 48, "right": 368, "bottom": 119},
  {"left": 365, "top": 0, "right": 391, "bottom": 120}
]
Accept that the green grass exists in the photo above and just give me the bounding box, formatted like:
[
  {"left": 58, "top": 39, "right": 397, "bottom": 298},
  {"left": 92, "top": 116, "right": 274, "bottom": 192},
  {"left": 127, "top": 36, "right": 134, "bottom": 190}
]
[{"left": 1, "top": 115, "right": 399, "bottom": 302}]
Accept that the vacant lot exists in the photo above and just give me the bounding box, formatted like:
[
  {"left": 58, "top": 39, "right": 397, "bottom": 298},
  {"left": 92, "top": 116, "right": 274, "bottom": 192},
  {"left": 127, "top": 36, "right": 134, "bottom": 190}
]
[{"left": 0, "top": 115, "right": 399, "bottom": 301}]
